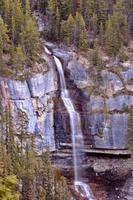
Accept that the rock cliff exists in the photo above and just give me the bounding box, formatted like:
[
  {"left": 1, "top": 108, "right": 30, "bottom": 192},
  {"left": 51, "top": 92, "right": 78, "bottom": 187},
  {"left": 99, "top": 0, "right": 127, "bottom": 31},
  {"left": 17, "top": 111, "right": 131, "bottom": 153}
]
[
  {"left": 0, "top": 52, "right": 58, "bottom": 151},
  {"left": 0, "top": 43, "right": 133, "bottom": 151}
]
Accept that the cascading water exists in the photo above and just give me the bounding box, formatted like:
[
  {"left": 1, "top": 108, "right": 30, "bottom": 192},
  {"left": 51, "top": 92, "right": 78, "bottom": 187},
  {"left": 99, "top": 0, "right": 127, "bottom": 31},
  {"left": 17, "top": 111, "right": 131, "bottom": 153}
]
[
  {"left": 53, "top": 56, "right": 96, "bottom": 200},
  {"left": 44, "top": 46, "right": 95, "bottom": 199}
]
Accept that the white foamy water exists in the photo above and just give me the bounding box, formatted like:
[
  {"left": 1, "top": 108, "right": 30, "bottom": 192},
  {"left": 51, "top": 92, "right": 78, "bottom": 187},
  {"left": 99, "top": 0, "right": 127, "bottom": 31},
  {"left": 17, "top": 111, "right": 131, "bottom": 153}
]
[{"left": 44, "top": 47, "right": 52, "bottom": 55}]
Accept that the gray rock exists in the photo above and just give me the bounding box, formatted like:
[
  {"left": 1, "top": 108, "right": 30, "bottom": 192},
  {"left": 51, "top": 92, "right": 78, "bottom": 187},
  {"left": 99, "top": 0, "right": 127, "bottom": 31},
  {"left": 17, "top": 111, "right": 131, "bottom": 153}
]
[
  {"left": 13, "top": 99, "right": 37, "bottom": 133},
  {"left": 32, "top": 95, "right": 56, "bottom": 151},
  {"left": 122, "top": 66, "right": 133, "bottom": 83},
  {"left": 27, "top": 70, "right": 57, "bottom": 97},
  {"left": 67, "top": 59, "right": 89, "bottom": 89},
  {"left": 53, "top": 48, "right": 71, "bottom": 62},
  {"left": 89, "top": 113, "right": 128, "bottom": 149},
  {"left": 44, "top": 110, "right": 55, "bottom": 151},
  {"left": 106, "top": 95, "right": 130, "bottom": 111},
  {"left": 89, "top": 96, "right": 104, "bottom": 112},
  {"left": 111, "top": 114, "right": 128, "bottom": 149},
  {"left": 8, "top": 80, "right": 31, "bottom": 100},
  {"left": 102, "top": 70, "right": 124, "bottom": 94}
]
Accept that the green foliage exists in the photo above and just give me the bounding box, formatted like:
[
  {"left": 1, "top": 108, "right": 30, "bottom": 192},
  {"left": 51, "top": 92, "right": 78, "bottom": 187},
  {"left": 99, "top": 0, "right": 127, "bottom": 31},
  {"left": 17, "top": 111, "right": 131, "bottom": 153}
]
[
  {"left": 105, "top": 15, "right": 122, "bottom": 56},
  {"left": 46, "top": 0, "right": 61, "bottom": 41},
  {"left": 21, "top": 15, "right": 40, "bottom": 65},
  {"left": 13, "top": 45, "right": 26, "bottom": 74},
  {"left": 48, "top": 0, "right": 57, "bottom": 13},
  {"left": 91, "top": 41, "right": 104, "bottom": 82},
  {"left": 0, "top": 175, "right": 20, "bottom": 200},
  {"left": 64, "top": 14, "right": 75, "bottom": 45},
  {"left": 75, "top": 12, "right": 88, "bottom": 49},
  {"left": 99, "top": 22, "right": 105, "bottom": 46},
  {"left": 0, "top": 0, "right": 41, "bottom": 75},
  {"left": 62, "top": 12, "right": 87, "bottom": 49},
  {"left": 118, "top": 49, "right": 129, "bottom": 62},
  {"left": 59, "top": 0, "right": 72, "bottom": 20},
  {"left": 0, "top": 107, "right": 71, "bottom": 200},
  {"left": 0, "top": 17, "right": 9, "bottom": 68},
  {"left": 37, "top": 0, "right": 131, "bottom": 55}
]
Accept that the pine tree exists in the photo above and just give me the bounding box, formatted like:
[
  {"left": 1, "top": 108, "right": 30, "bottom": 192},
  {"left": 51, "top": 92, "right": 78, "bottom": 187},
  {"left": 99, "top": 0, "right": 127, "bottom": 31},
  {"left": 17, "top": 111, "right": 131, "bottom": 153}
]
[
  {"left": 53, "top": 169, "right": 71, "bottom": 200},
  {"left": 48, "top": 0, "right": 57, "bottom": 13},
  {"left": 47, "top": 0, "right": 61, "bottom": 41},
  {"left": 21, "top": 16, "right": 40, "bottom": 66},
  {"left": 13, "top": 45, "right": 26, "bottom": 75},
  {"left": 0, "top": 17, "right": 9, "bottom": 69},
  {"left": 105, "top": 15, "right": 122, "bottom": 56},
  {"left": 3, "top": 0, "right": 10, "bottom": 24},
  {"left": 3, "top": 0, "right": 24, "bottom": 44},
  {"left": 123, "top": 16, "right": 130, "bottom": 46},
  {"left": 97, "top": 0, "right": 108, "bottom": 29},
  {"left": 0, "top": 175, "right": 20, "bottom": 200},
  {"left": 59, "top": 0, "right": 72, "bottom": 20},
  {"left": 99, "top": 22, "right": 105, "bottom": 46},
  {"left": 13, "top": 0, "right": 24, "bottom": 43},
  {"left": 113, "top": 0, "right": 125, "bottom": 24},
  {"left": 25, "top": 0, "right": 31, "bottom": 14},
  {"left": 75, "top": 12, "right": 87, "bottom": 49},
  {"left": 65, "top": 14, "right": 75, "bottom": 45},
  {"left": 55, "top": 7, "right": 60, "bottom": 41}
]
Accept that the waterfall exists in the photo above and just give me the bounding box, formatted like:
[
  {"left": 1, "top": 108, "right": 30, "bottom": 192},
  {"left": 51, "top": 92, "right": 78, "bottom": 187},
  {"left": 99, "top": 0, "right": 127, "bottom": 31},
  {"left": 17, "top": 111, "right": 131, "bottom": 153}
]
[
  {"left": 54, "top": 56, "right": 96, "bottom": 200},
  {"left": 54, "top": 56, "right": 84, "bottom": 182},
  {"left": 44, "top": 46, "right": 96, "bottom": 200}
]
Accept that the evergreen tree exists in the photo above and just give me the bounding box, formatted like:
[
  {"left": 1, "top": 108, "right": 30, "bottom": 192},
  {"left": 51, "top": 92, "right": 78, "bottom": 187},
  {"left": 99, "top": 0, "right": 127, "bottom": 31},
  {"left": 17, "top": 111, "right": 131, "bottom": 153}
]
[
  {"left": 3, "top": 0, "right": 10, "bottom": 25},
  {"left": 97, "top": 0, "right": 108, "bottom": 28},
  {"left": 59, "top": 0, "right": 72, "bottom": 20},
  {"left": 105, "top": 15, "right": 122, "bottom": 56},
  {"left": 99, "top": 22, "right": 105, "bottom": 46},
  {"left": 91, "top": 41, "right": 104, "bottom": 81},
  {"left": 13, "top": 0, "right": 24, "bottom": 43},
  {"left": 21, "top": 16, "right": 40, "bottom": 66},
  {"left": 48, "top": 0, "right": 57, "bottom": 13},
  {"left": 53, "top": 169, "right": 71, "bottom": 200},
  {"left": 65, "top": 14, "right": 75, "bottom": 45},
  {"left": 123, "top": 16, "right": 130, "bottom": 46},
  {"left": 47, "top": 0, "right": 61, "bottom": 41},
  {"left": 75, "top": 12, "right": 87, "bottom": 49},
  {"left": 13, "top": 45, "right": 26, "bottom": 75},
  {"left": 0, "top": 17, "right": 9, "bottom": 69},
  {"left": 0, "top": 175, "right": 20, "bottom": 200}
]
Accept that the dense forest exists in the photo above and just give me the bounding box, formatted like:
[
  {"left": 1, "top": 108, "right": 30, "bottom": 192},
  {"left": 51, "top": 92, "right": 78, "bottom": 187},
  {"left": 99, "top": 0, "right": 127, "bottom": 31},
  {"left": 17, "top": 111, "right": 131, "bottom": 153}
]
[
  {"left": 0, "top": 0, "right": 133, "bottom": 200},
  {"left": 0, "top": 0, "right": 41, "bottom": 78},
  {"left": 38, "top": 0, "right": 132, "bottom": 53},
  {"left": 0, "top": 0, "right": 133, "bottom": 76}
]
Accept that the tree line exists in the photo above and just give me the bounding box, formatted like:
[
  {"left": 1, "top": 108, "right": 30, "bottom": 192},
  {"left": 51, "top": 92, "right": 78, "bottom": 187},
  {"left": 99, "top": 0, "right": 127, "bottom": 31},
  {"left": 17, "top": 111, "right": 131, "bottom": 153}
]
[
  {"left": 37, "top": 0, "right": 131, "bottom": 55},
  {"left": 0, "top": 0, "right": 41, "bottom": 77}
]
